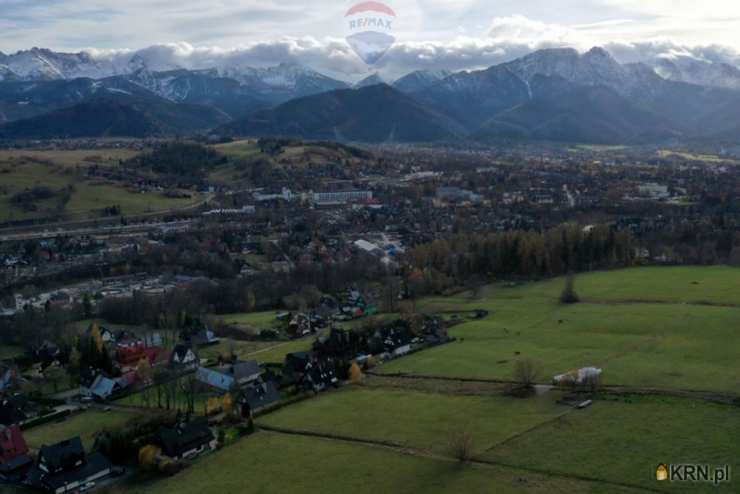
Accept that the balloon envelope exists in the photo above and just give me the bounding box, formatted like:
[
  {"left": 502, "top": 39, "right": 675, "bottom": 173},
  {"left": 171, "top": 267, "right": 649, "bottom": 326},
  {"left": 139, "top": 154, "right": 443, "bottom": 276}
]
[{"left": 346, "top": 31, "right": 396, "bottom": 65}]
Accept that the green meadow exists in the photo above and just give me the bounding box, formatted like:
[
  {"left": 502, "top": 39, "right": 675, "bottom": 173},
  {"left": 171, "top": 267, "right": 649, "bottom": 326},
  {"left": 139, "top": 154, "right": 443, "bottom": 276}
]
[
  {"left": 258, "top": 387, "right": 567, "bottom": 456},
  {"left": 0, "top": 153, "right": 199, "bottom": 222},
  {"left": 111, "top": 431, "right": 636, "bottom": 494},
  {"left": 91, "top": 267, "right": 740, "bottom": 493},
  {"left": 381, "top": 266, "right": 740, "bottom": 392},
  {"left": 23, "top": 409, "right": 142, "bottom": 451},
  {"left": 485, "top": 395, "right": 740, "bottom": 493}
]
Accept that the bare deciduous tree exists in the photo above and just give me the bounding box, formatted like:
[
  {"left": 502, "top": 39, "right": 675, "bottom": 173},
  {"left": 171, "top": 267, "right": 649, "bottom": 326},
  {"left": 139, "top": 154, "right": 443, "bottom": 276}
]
[
  {"left": 448, "top": 431, "right": 475, "bottom": 463},
  {"left": 513, "top": 359, "right": 543, "bottom": 389},
  {"left": 559, "top": 273, "right": 580, "bottom": 304}
]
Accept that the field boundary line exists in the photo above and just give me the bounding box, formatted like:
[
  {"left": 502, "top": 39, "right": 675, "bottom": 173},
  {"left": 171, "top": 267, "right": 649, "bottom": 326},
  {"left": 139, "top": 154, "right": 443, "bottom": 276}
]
[
  {"left": 481, "top": 408, "right": 577, "bottom": 455},
  {"left": 474, "top": 457, "right": 664, "bottom": 494},
  {"left": 368, "top": 371, "right": 518, "bottom": 385},
  {"left": 370, "top": 372, "right": 740, "bottom": 404},
  {"left": 258, "top": 425, "right": 659, "bottom": 493},
  {"left": 582, "top": 298, "right": 740, "bottom": 310}
]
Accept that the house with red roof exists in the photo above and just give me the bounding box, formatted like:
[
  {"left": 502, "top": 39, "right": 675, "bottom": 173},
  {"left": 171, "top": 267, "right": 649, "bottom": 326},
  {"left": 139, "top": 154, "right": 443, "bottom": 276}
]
[{"left": 0, "top": 424, "right": 32, "bottom": 481}]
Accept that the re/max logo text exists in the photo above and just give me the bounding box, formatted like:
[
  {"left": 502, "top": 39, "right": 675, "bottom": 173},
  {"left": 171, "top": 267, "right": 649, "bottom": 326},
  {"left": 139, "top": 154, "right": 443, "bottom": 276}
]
[{"left": 348, "top": 18, "right": 393, "bottom": 30}]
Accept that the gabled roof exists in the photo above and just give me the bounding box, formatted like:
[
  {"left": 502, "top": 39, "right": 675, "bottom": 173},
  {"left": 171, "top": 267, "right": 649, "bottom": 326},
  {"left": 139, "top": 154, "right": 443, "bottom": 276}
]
[
  {"left": 159, "top": 419, "right": 214, "bottom": 458},
  {"left": 115, "top": 371, "right": 138, "bottom": 389},
  {"left": 227, "top": 361, "right": 262, "bottom": 382},
  {"left": 0, "top": 367, "right": 15, "bottom": 391},
  {"left": 0, "top": 398, "right": 27, "bottom": 426},
  {"left": 191, "top": 328, "right": 218, "bottom": 347},
  {"left": 196, "top": 361, "right": 262, "bottom": 391},
  {"left": 171, "top": 344, "right": 196, "bottom": 363},
  {"left": 28, "top": 450, "right": 110, "bottom": 492},
  {"left": 196, "top": 367, "right": 234, "bottom": 391},
  {"left": 88, "top": 375, "right": 117, "bottom": 399},
  {"left": 38, "top": 437, "right": 85, "bottom": 474},
  {"left": 0, "top": 424, "right": 28, "bottom": 459},
  {"left": 242, "top": 382, "right": 281, "bottom": 411}
]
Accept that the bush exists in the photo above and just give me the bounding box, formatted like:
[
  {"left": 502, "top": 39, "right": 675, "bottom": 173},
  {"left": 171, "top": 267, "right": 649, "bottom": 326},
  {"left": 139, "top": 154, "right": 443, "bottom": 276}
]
[
  {"left": 138, "top": 445, "right": 162, "bottom": 472},
  {"left": 159, "top": 458, "right": 182, "bottom": 476},
  {"left": 448, "top": 431, "right": 474, "bottom": 462},
  {"left": 513, "top": 359, "right": 543, "bottom": 389},
  {"left": 349, "top": 362, "right": 364, "bottom": 383}
]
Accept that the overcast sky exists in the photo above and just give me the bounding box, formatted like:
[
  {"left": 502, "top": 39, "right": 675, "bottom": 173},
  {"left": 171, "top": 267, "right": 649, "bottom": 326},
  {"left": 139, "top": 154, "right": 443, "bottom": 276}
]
[{"left": 2, "top": 0, "right": 740, "bottom": 79}]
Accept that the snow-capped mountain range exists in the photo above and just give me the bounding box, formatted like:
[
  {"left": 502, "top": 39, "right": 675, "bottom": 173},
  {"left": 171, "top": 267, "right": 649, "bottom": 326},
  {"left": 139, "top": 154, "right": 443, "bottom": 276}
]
[
  {"left": 3, "top": 45, "right": 740, "bottom": 143},
  {"left": 0, "top": 48, "right": 351, "bottom": 109},
  {"left": 0, "top": 48, "right": 116, "bottom": 80},
  {"left": 4, "top": 45, "right": 740, "bottom": 93}
]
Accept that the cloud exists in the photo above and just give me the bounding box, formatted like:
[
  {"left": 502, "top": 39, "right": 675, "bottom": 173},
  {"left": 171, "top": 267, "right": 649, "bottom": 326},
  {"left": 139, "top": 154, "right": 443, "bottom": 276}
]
[
  {"left": 2, "top": 2, "right": 740, "bottom": 81},
  {"left": 76, "top": 22, "right": 740, "bottom": 83},
  {"left": 488, "top": 15, "right": 576, "bottom": 45}
]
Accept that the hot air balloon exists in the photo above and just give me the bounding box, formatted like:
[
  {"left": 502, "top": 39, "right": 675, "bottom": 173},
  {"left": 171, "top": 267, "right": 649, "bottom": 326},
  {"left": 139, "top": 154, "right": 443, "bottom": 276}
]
[{"left": 344, "top": 1, "right": 397, "bottom": 65}]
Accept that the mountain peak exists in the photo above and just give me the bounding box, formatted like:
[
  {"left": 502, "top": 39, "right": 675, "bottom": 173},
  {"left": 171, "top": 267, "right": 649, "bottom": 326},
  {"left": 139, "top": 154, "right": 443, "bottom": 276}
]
[
  {"left": 502, "top": 46, "right": 634, "bottom": 94},
  {"left": 583, "top": 47, "right": 620, "bottom": 67},
  {"left": 393, "top": 69, "right": 452, "bottom": 93},
  {"left": 355, "top": 72, "right": 386, "bottom": 88},
  {"left": 585, "top": 46, "right": 611, "bottom": 58}
]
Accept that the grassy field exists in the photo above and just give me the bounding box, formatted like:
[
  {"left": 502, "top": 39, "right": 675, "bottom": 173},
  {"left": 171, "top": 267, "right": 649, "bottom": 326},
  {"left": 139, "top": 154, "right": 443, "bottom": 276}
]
[
  {"left": 112, "top": 431, "right": 636, "bottom": 494},
  {"left": 98, "top": 266, "right": 740, "bottom": 493},
  {"left": 115, "top": 373, "right": 213, "bottom": 415},
  {"left": 212, "top": 140, "right": 260, "bottom": 160},
  {"left": 0, "top": 148, "right": 139, "bottom": 168},
  {"left": 259, "top": 387, "right": 567, "bottom": 456},
  {"left": 380, "top": 266, "right": 740, "bottom": 392},
  {"left": 0, "top": 152, "right": 200, "bottom": 222},
  {"left": 23, "top": 409, "right": 142, "bottom": 450},
  {"left": 196, "top": 338, "right": 277, "bottom": 363},
  {"left": 658, "top": 150, "right": 739, "bottom": 164},
  {"left": 245, "top": 338, "right": 315, "bottom": 364},
  {"left": 219, "top": 311, "right": 280, "bottom": 330},
  {"left": 485, "top": 395, "right": 740, "bottom": 493},
  {"left": 198, "top": 336, "right": 315, "bottom": 364}
]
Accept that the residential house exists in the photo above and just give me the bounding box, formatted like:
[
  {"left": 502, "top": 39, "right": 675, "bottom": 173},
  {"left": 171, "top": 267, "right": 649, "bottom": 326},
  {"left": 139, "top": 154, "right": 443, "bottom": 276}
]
[
  {"left": 195, "top": 361, "right": 263, "bottom": 393},
  {"left": 238, "top": 381, "right": 281, "bottom": 417},
  {"left": 115, "top": 339, "right": 147, "bottom": 368},
  {"left": 115, "top": 338, "right": 162, "bottom": 370},
  {"left": 283, "top": 352, "right": 311, "bottom": 380},
  {"left": 301, "top": 359, "right": 338, "bottom": 392},
  {"left": 283, "top": 352, "right": 338, "bottom": 393},
  {"left": 82, "top": 372, "right": 138, "bottom": 401},
  {"left": 83, "top": 375, "right": 118, "bottom": 401},
  {"left": 26, "top": 437, "right": 113, "bottom": 494},
  {"left": 190, "top": 328, "right": 219, "bottom": 347},
  {"left": 34, "top": 341, "right": 61, "bottom": 368},
  {"left": 0, "top": 424, "right": 32, "bottom": 481},
  {"left": 170, "top": 344, "right": 198, "bottom": 369},
  {"left": 0, "top": 397, "right": 30, "bottom": 426},
  {"left": 158, "top": 419, "right": 216, "bottom": 461},
  {"left": 98, "top": 327, "right": 115, "bottom": 344},
  {"left": 288, "top": 313, "right": 312, "bottom": 337},
  {"left": 0, "top": 366, "right": 18, "bottom": 394}
]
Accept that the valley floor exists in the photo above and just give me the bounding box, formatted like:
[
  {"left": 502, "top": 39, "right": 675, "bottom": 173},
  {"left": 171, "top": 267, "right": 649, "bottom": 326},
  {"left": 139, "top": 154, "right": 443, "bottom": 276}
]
[{"left": 96, "top": 266, "right": 740, "bottom": 492}]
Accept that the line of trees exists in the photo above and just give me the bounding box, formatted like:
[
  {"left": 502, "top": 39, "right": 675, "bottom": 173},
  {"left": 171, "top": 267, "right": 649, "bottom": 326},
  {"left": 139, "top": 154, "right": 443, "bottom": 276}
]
[{"left": 403, "top": 224, "right": 635, "bottom": 295}]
